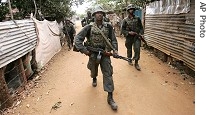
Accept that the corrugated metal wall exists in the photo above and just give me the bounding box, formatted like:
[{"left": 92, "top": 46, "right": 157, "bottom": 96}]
[
  {"left": 0, "top": 19, "right": 37, "bottom": 68},
  {"left": 144, "top": 1, "right": 195, "bottom": 71}
]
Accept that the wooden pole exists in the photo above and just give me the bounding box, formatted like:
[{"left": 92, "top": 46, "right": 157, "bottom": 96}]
[
  {"left": 17, "top": 59, "right": 27, "bottom": 86},
  {"left": 8, "top": 0, "right": 14, "bottom": 20}
]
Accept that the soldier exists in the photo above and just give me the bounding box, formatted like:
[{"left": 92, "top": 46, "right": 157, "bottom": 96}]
[
  {"left": 104, "top": 11, "right": 110, "bottom": 23},
  {"left": 63, "top": 19, "right": 76, "bottom": 50},
  {"left": 81, "top": 10, "right": 93, "bottom": 27},
  {"left": 74, "top": 5, "right": 118, "bottom": 110},
  {"left": 121, "top": 4, "right": 144, "bottom": 71}
]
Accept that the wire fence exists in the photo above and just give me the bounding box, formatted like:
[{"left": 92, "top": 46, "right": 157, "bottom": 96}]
[{"left": 0, "top": 52, "right": 37, "bottom": 113}]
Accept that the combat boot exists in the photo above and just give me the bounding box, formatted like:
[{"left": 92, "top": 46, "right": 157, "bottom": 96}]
[
  {"left": 134, "top": 60, "right": 141, "bottom": 71},
  {"left": 107, "top": 92, "right": 118, "bottom": 110},
  {"left": 128, "top": 58, "right": 133, "bottom": 66},
  {"left": 92, "top": 78, "right": 97, "bottom": 87}
]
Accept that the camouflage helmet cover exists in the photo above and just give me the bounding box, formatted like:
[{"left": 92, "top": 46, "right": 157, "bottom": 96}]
[
  {"left": 92, "top": 5, "right": 106, "bottom": 16},
  {"left": 126, "top": 4, "right": 136, "bottom": 11}
]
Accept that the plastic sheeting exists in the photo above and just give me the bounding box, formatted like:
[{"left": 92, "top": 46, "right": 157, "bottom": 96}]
[
  {"left": 146, "top": 0, "right": 190, "bottom": 14},
  {"left": 33, "top": 18, "right": 61, "bottom": 70}
]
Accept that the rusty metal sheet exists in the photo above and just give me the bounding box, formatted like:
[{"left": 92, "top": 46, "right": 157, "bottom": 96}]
[
  {"left": 145, "top": 3, "right": 195, "bottom": 70},
  {"left": 0, "top": 19, "right": 37, "bottom": 68}
]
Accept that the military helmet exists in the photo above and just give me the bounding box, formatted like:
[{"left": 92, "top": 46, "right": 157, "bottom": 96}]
[
  {"left": 126, "top": 4, "right": 136, "bottom": 11},
  {"left": 92, "top": 5, "right": 106, "bottom": 16},
  {"left": 87, "top": 10, "right": 91, "bottom": 14}
]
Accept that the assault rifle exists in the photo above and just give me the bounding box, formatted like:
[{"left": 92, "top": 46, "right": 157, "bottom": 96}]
[
  {"left": 134, "top": 34, "right": 148, "bottom": 46},
  {"left": 127, "top": 26, "right": 148, "bottom": 46},
  {"left": 86, "top": 46, "right": 132, "bottom": 63}
]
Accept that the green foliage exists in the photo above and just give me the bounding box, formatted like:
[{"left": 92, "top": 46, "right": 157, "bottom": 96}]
[
  {"left": 0, "top": 2, "right": 9, "bottom": 21},
  {"left": 11, "top": 0, "right": 35, "bottom": 19},
  {"left": 41, "top": 0, "right": 70, "bottom": 20},
  {"left": 0, "top": 0, "right": 85, "bottom": 21},
  {"left": 89, "top": 0, "right": 160, "bottom": 12},
  {"left": 0, "top": 0, "right": 158, "bottom": 21}
]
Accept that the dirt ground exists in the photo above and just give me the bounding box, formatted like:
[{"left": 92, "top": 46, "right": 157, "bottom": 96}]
[{"left": 4, "top": 21, "right": 195, "bottom": 115}]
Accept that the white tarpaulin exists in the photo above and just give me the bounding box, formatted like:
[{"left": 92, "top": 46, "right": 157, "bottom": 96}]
[
  {"left": 146, "top": 0, "right": 190, "bottom": 14},
  {"left": 33, "top": 18, "right": 61, "bottom": 70}
]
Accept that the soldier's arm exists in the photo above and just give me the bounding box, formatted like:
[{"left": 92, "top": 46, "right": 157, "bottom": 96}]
[
  {"left": 74, "top": 25, "right": 91, "bottom": 53},
  {"left": 108, "top": 24, "right": 118, "bottom": 51},
  {"left": 121, "top": 19, "right": 129, "bottom": 37},
  {"left": 71, "top": 25, "right": 76, "bottom": 34}
]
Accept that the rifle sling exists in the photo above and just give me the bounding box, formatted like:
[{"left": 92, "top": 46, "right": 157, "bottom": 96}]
[{"left": 92, "top": 24, "right": 116, "bottom": 51}]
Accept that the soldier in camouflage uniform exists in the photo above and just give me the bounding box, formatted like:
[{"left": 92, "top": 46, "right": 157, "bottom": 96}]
[
  {"left": 74, "top": 5, "right": 118, "bottom": 110},
  {"left": 121, "top": 4, "right": 144, "bottom": 71},
  {"left": 63, "top": 20, "right": 76, "bottom": 50},
  {"left": 81, "top": 10, "right": 93, "bottom": 27}
]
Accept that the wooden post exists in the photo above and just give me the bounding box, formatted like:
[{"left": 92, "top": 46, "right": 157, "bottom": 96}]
[
  {"left": 23, "top": 53, "right": 34, "bottom": 79},
  {"left": 31, "top": 49, "right": 38, "bottom": 73},
  {"left": 17, "top": 59, "right": 27, "bottom": 86},
  {"left": 0, "top": 67, "right": 13, "bottom": 110}
]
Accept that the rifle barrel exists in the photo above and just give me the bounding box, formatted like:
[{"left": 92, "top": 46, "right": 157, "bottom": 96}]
[{"left": 86, "top": 46, "right": 132, "bottom": 62}]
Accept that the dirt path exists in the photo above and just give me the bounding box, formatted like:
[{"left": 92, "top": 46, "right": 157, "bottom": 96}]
[{"left": 6, "top": 21, "right": 195, "bottom": 115}]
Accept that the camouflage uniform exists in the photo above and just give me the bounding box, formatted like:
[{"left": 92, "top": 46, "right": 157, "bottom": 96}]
[
  {"left": 81, "top": 11, "right": 93, "bottom": 27},
  {"left": 63, "top": 20, "right": 76, "bottom": 49},
  {"left": 74, "top": 5, "right": 118, "bottom": 110},
  {"left": 121, "top": 4, "right": 144, "bottom": 70},
  {"left": 75, "top": 22, "right": 117, "bottom": 91}
]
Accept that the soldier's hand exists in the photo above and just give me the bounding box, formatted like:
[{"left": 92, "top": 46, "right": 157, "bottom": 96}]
[
  {"left": 112, "top": 50, "right": 119, "bottom": 58},
  {"left": 140, "top": 34, "right": 144, "bottom": 38},
  {"left": 128, "top": 31, "right": 137, "bottom": 36},
  {"left": 104, "top": 52, "right": 112, "bottom": 56},
  {"left": 83, "top": 50, "right": 91, "bottom": 56}
]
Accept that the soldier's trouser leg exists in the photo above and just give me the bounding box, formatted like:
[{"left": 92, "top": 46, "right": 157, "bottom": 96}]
[
  {"left": 100, "top": 56, "right": 117, "bottom": 110},
  {"left": 133, "top": 39, "right": 141, "bottom": 71},
  {"left": 66, "top": 35, "right": 71, "bottom": 49},
  {"left": 133, "top": 39, "right": 141, "bottom": 61},
  {"left": 125, "top": 38, "right": 133, "bottom": 59},
  {"left": 100, "top": 56, "right": 114, "bottom": 92},
  {"left": 125, "top": 38, "right": 134, "bottom": 65},
  {"left": 70, "top": 35, "right": 74, "bottom": 46},
  {"left": 87, "top": 54, "right": 99, "bottom": 86}
]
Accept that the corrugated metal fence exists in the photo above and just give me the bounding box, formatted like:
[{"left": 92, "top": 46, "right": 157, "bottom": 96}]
[
  {"left": 0, "top": 19, "right": 37, "bottom": 68},
  {"left": 0, "top": 19, "right": 38, "bottom": 111},
  {"left": 144, "top": 2, "right": 195, "bottom": 71}
]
